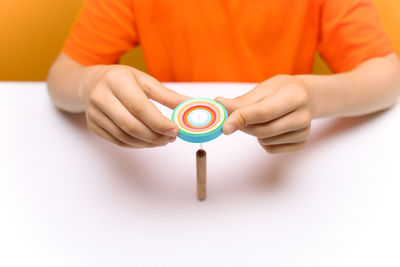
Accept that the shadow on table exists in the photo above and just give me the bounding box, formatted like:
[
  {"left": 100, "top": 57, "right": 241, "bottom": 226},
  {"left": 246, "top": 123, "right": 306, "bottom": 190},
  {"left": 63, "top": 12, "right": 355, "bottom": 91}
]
[
  {"left": 308, "top": 110, "right": 387, "bottom": 146},
  {"left": 56, "top": 109, "right": 190, "bottom": 202},
  {"left": 56, "top": 108, "right": 389, "bottom": 203},
  {"left": 56, "top": 109, "right": 87, "bottom": 131},
  {"left": 234, "top": 109, "right": 389, "bottom": 199}
]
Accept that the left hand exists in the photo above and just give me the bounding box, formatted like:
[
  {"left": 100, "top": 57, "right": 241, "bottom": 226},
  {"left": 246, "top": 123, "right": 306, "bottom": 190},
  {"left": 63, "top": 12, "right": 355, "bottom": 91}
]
[{"left": 216, "top": 75, "right": 314, "bottom": 154}]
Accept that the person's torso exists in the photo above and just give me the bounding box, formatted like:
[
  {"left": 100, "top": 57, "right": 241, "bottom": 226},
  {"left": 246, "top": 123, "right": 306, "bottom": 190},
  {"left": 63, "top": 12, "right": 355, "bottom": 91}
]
[{"left": 132, "top": 0, "right": 321, "bottom": 82}]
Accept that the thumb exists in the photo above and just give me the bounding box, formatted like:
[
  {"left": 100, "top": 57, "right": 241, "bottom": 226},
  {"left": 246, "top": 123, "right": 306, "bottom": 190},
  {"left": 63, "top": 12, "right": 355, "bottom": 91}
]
[
  {"left": 216, "top": 96, "right": 244, "bottom": 135},
  {"left": 221, "top": 105, "right": 253, "bottom": 136}
]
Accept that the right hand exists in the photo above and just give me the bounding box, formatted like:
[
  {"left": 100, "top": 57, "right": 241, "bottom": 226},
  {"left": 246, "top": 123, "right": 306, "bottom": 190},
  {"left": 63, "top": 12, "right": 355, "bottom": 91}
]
[{"left": 80, "top": 65, "right": 190, "bottom": 148}]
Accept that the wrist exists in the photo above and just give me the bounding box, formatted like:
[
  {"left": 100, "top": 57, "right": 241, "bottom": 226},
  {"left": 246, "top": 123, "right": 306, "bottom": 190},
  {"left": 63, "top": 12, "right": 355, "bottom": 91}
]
[
  {"left": 295, "top": 75, "right": 319, "bottom": 118},
  {"left": 77, "top": 65, "right": 109, "bottom": 108}
]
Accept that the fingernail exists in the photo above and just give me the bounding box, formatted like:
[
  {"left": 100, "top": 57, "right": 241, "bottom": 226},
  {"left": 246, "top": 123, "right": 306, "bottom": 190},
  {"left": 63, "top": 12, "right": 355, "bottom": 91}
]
[
  {"left": 166, "top": 128, "right": 178, "bottom": 137},
  {"left": 216, "top": 96, "right": 227, "bottom": 103},
  {"left": 224, "top": 124, "right": 237, "bottom": 135},
  {"left": 168, "top": 137, "right": 176, "bottom": 143}
]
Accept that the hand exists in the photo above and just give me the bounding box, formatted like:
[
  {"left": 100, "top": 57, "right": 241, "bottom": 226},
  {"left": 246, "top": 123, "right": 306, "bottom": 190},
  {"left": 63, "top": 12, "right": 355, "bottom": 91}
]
[
  {"left": 81, "top": 65, "right": 190, "bottom": 148},
  {"left": 216, "top": 75, "right": 313, "bottom": 154}
]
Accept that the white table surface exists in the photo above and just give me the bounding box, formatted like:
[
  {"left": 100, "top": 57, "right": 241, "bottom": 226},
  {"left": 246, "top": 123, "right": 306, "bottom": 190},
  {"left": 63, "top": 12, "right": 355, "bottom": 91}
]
[{"left": 0, "top": 82, "right": 399, "bottom": 267}]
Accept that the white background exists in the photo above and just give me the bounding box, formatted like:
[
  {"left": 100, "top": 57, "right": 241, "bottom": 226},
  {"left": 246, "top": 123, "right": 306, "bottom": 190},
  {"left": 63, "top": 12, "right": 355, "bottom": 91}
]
[{"left": 1, "top": 82, "right": 399, "bottom": 267}]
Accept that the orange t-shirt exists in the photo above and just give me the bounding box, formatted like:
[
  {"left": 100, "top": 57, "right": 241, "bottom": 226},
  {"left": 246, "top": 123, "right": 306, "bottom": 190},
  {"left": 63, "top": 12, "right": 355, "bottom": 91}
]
[{"left": 63, "top": 0, "right": 393, "bottom": 82}]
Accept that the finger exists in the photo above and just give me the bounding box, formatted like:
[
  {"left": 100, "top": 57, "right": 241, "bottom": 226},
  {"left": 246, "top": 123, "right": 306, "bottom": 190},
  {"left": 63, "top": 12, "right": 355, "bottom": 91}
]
[
  {"left": 215, "top": 97, "right": 242, "bottom": 114},
  {"left": 223, "top": 84, "right": 308, "bottom": 135},
  {"left": 258, "top": 126, "right": 310, "bottom": 145},
  {"left": 87, "top": 119, "right": 134, "bottom": 148},
  {"left": 87, "top": 105, "right": 167, "bottom": 148},
  {"left": 138, "top": 72, "right": 192, "bottom": 109},
  {"left": 90, "top": 87, "right": 174, "bottom": 144},
  {"left": 241, "top": 108, "right": 311, "bottom": 138},
  {"left": 216, "top": 91, "right": 263, "bottom": 115},
  {"left": 260, "top": 141, "right": 308, "bottom": 154},
  {"left": 104, "top": 69, "right": 179, "bottom": 136},
  {"left": 215, "top": 81, "right": 280, "bottom": 114}
]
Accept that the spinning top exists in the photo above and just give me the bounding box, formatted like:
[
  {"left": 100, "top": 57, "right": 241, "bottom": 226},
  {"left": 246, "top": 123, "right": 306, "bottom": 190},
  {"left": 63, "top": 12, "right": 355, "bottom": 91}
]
[
  {"left": 172, "top": 98, "right": 228, "bottom": 143},
  {"left": 172, "top": 98, "right": 228, "bottom": 201}
]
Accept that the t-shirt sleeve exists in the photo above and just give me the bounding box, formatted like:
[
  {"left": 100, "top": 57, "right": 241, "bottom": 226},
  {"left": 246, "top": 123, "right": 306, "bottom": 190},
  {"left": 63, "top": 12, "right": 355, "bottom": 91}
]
[
  {"left": 318, "top": 0, "right": 394, "bottom": 73},
  {"left": 62, "top": 0, "right": 138, "bottom": 66}
]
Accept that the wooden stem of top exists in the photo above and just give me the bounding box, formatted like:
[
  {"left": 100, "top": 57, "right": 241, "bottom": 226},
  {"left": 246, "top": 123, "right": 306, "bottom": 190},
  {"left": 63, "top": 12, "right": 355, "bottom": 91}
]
[{"left": 196, "top": 149, "right": 207, "bottom": 201}]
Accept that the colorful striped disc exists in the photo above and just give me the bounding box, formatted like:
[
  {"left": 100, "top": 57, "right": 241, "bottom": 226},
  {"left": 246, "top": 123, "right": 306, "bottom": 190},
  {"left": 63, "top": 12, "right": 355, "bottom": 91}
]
[{"left": 172, "top": 98, "right": 228, "bottom": 143}]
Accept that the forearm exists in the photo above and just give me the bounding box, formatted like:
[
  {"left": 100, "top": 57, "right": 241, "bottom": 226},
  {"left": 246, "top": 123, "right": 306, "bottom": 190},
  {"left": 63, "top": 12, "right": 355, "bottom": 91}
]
[
  {"left": 47, "top": 53, "right": 105, "bottom": 113},
  {"left": 297, "top": 53, "right": 400, "bottom": 118}
]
